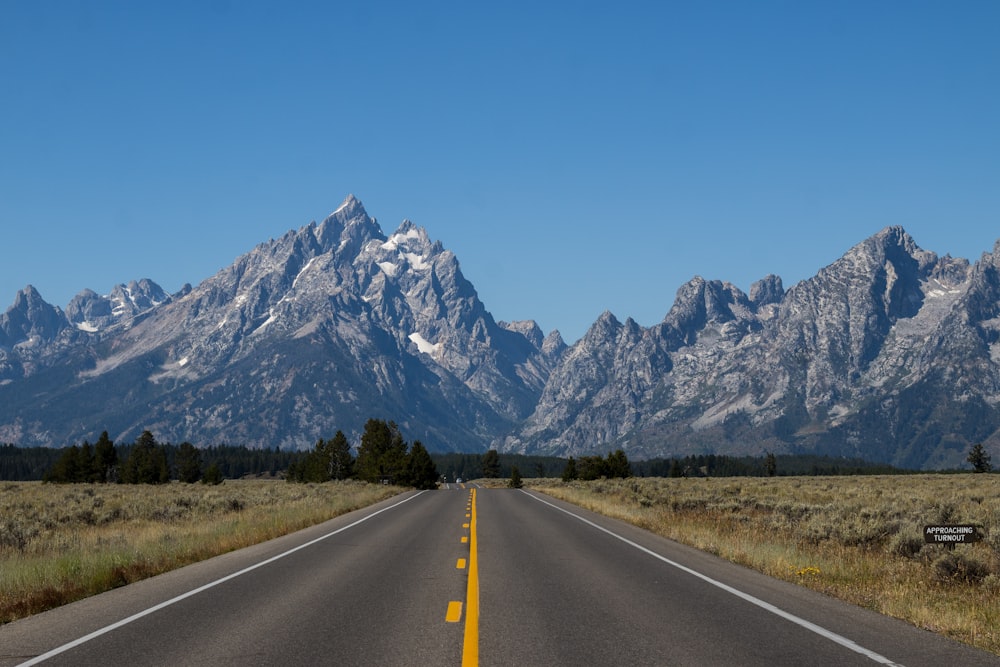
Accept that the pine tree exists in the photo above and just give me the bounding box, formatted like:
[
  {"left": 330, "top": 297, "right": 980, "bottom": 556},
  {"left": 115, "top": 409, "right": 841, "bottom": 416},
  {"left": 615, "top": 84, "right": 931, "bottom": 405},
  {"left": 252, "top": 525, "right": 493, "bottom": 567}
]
[
  {"left": 302, "top": 438, "right": 330, "bottom": 482},
  {"left": 578, "top": 455, "right": 607, "bottom": 480},
  {"left": 356, "top": 419, "right": 408, "bottom": 484},
  {"left": 765, "top": 452, "right": 777, "bottom": 477},
  {"left": 561, "top": 456, "right": 578, "bottom": 481},
  {"left": 202, "top": 462, "right": 223, "bottom": 485},
  {"left": 967, "top": 443, "right": 992, "bottom": 473},
  {"left": 176, "top": 442, "right": 202, "bottom": 483},
  {"left": 121, "top": 431, "right": 169, "bottom": 484},
  {"left": 508, "top": 465, "right": 523, "bottom": 489},
  {"left": 407, "top": 441, "right": 439, "bottom": 490},
  {"left": 94, "top": 431, "right": 118, "bottom": 482},
  {"left": 356, "top": 419, "right": 392, "bottom": 482},
  {"left": 79, "top": 442, "right": 100, "bottom": 482},
  {"left": 605, "top": 449, "right": 631, "bottom": 478},
  {"left": 328, "top": 431, "right": 355, "bottom": 480},
  {"left": 481, "top": 449, "right": 501, "bottom": 478},
  {"left": 44, "top": 445, "right": 81, "bottom": 483}
]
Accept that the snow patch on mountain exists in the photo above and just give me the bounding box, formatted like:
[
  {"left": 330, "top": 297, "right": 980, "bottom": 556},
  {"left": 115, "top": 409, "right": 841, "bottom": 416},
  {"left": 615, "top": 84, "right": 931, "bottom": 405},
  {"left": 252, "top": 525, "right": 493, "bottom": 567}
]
[
  {"left": 292, "top": 256, "right": 319, "bottom": 289},
  {"left": 409, "top": 332, "right": 440, "bottom": 356},
  {"left": 254, "top": 310, "right": 279, "bottom": 335},
  {"left": 404, "top": 252, "right": 430, "bottom": 270},
  {"left": 382, "top": 227, "right": 421, "bottom": 251}
]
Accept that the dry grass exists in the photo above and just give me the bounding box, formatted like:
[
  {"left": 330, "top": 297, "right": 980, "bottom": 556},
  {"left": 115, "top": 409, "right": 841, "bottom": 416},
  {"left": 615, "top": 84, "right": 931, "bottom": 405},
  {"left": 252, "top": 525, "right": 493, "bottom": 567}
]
[
  {"left": 531, "top": 475, "right": 1000, "bottom": 655},
  {"left": 0, "top": 480, "right": 402, "bottom": 623}
]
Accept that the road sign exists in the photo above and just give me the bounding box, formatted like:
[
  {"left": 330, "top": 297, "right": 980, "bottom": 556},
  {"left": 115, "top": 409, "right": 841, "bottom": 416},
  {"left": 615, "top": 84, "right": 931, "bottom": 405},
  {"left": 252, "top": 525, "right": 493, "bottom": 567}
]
[{"left": 923, "top": 525, "right": 983, "bottom": 544}]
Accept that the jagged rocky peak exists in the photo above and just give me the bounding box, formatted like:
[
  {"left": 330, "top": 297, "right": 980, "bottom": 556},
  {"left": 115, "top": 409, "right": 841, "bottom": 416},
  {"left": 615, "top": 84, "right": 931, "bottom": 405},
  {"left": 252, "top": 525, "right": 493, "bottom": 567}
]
[
  {"left": 371, "top": 218, "right": 490, "bottom": 338},
  {"left": 316, "top": 194, "right": 384, "bottom": 255},
  {"left": 929, "top": 255, "right": 971, "bottom": 288},
  {"left": 0, "top": 285, "right": 66, "bottom": 345},
  {"left": 866, "top": 227, "right": 939, "bottom": 319},
  {"left": 63, "top": 279, "right": 172, "bottom": 334},
  {"left": 501, "top": 320, "right": 545, "bottom": 347},
  {"left": 8, "top": 285, "right": 50, "bottom": 311},
  {"left": 662, "top": 276, "right": 754, "bottom": 345},
  {"left": 112, "top": 279, "right": 170, "bottom": 311},
  {"left": 749, "top": 274, "right": 784, "bottom": 307},
  {"left": 957, "top": 241, "right": 1000, "bottom": 323},
  {"left": 844, "top": 225, "right": 937, "bottom": 276},
  {"left": 542, "top": 329, "right": 567, "bottom": 356},
  {"left": 379, "top": 219, "right": 434, "bottom": 258},
  {"left": 587, "top": 310, "right": 623, "bottom": 338},
  {"left": 783, "top": 226, "right": 937, "bottom": 322},
  {"left": 65, "top": 289, "right": 112, "bottom": 328}
]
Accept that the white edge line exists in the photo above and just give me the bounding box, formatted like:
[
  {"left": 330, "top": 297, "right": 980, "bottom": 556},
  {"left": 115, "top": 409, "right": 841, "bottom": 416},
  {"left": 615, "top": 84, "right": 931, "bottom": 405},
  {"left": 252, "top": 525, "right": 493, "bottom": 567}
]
[
  {"left": 18, "top": 491, "right": 426, "bottom": 666},
  {"left": 520, "top": 490, "right": 906, "bottom": 667}
]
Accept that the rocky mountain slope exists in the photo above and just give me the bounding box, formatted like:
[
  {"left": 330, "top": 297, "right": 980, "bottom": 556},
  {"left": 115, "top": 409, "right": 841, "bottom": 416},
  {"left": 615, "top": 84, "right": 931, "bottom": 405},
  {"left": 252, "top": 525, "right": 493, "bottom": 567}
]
[
  {"left": 0, "top": 196, "right": 564, "bottom": 452},
  {"left": 1, "top": 197, "right": 998, "bottom": 468},
  {"left": 503, "top": 227, "right": 1000, "bottom": 469}
]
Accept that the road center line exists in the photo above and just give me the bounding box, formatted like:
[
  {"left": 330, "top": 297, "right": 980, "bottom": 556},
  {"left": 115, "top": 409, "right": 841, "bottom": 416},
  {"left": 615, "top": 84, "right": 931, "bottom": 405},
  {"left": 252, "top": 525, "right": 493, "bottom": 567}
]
[
  {"left": 446, "top": 601, "right": 463, "bottom": 623},
  {"left": 520, "top": 490, "right": 905, "bottom": 667},
  {"left": 462, "top": 488, "right": 479, "bottom": 667},
  {"left": 17, "top": 491, "right": 427, "bottom": 667}
]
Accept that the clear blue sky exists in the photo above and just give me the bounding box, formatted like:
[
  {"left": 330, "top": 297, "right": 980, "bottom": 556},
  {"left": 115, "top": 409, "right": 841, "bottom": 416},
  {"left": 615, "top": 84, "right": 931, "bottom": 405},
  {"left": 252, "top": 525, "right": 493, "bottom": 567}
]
[{"left": 2, "top": 1, "right": 998, "bottom": 342}]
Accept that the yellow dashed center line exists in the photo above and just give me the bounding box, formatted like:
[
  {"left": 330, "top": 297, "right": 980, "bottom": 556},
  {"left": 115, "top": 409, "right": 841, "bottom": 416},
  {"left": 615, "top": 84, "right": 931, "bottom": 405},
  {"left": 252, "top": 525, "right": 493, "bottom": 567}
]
[
  {"left": 463, "top": 488, "right": 479, "bottom": 666},
  {"left": 446, "top": 490, "right": 479, "bottom": 663}
]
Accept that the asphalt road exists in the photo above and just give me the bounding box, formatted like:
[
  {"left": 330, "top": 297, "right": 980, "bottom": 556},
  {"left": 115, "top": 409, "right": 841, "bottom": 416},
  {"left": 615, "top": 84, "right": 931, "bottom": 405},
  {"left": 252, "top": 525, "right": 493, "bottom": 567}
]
[{"left": 1, "top": 487, "right": 997, "bottom": 666}]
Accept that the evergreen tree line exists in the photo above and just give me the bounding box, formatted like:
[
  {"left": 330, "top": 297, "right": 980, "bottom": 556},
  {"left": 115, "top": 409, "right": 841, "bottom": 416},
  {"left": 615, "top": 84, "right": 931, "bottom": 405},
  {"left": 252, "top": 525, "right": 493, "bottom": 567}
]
[
  {"left": 0, "top": 442, "right": 306, "bottom": 482},
  {"left": 286, "top": 431, "right": 355, "bottom": 482},
  {"left": 630, "top": 453, "right": 905, "bottom": 478},
  {"left": 560, "top": 450, "right": 632, "bottom": 481},
  {"left": 431, "top": 451, "right": 567, "bottom": 481},
  {"left": 1, "top": 443, "right": 65, "bottom": 481},
  {"left": 10, "top": 434, "right": 985, "bottom": 484},
  {"left": 43, "top": 430, "right": 228, "bottom": 485},
  {"left": 287, "top": 419, "right": 439, "bottom": 490}
]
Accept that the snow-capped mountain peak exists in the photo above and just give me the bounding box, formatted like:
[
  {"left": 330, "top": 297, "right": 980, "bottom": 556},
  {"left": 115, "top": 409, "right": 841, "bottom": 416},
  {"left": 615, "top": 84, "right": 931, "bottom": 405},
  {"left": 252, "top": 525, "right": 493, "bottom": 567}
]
[{"left": 3, "top": 200, "right": 1000, "bottom": 470}]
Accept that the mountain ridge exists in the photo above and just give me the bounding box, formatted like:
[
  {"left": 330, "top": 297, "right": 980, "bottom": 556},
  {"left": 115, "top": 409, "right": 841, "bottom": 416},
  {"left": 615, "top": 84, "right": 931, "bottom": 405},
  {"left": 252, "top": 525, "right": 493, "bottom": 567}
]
[{"left": 1, "top": 196, "right": 998, "bottom": 469}]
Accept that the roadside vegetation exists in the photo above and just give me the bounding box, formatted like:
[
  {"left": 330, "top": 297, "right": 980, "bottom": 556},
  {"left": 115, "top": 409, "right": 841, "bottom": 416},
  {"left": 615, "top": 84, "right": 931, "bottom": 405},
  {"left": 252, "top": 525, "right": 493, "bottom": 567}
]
[
  {"left": 531, "top": 474, "right": 1000, "bottom": 655},
  {"left": 0, "top": 418, "right": 441, "bottom": 624},
  {"left": 287, "top": 418, "right": 439, "bottom": 489},
  {"left": 0, "top": 479, "right": 402, "bottom": 623},
  {"left": 4, "top": 427, "right": 997, "bottom": 653}
]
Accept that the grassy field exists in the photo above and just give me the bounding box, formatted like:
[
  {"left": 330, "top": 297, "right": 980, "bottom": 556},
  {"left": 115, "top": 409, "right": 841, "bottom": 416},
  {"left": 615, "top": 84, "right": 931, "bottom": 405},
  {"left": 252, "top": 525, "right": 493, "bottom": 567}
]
[
  {"left": 529, "top": 475, "right": 1000, "bottom": 655},
  {"left": 5, "top": 475, "right": 999, "bottom": 655},
  {"left": 0, "top": 480, "right": 402, "bottom": 623}
]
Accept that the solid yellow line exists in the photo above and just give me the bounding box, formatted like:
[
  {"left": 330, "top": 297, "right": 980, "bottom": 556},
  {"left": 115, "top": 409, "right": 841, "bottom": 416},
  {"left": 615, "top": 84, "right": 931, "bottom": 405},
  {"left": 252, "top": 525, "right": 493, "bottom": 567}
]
[
  {"left": 462, "top": 488, "right": 479, "bottom": 667},
  {"left": 446, "top": 600, "right": 463, "bottom": 623}
]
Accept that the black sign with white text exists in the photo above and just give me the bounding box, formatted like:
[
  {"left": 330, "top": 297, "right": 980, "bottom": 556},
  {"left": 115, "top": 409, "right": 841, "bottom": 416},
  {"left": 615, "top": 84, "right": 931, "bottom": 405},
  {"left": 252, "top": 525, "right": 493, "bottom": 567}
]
[{"left": 923, "top": 525, "right": 983, "bottom": 544}]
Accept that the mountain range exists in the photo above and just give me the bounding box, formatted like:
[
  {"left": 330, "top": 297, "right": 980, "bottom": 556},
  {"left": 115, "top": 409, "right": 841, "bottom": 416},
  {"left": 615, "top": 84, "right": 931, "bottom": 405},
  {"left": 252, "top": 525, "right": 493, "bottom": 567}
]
[{"left": 2, "top": 195, "right": 998, "bottom": 469}]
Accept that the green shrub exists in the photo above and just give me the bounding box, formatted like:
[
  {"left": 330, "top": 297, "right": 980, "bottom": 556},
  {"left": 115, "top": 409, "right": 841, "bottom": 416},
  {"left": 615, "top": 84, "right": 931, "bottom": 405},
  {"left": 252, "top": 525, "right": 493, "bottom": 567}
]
[{"left": 933, "top": 551, "right": 991, "bottom": 584}]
